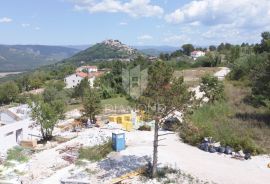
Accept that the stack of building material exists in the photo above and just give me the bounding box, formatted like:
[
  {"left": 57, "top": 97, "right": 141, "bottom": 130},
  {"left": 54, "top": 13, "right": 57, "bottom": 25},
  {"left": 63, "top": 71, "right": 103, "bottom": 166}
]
[
  {"left": 108, "top": 114, "right": 134, "bottom": 131},
  {"left": 58, "top": 144, "right": 82, "bottom": 164},
  {"left": 20, "top": 139, "right": 37, "bottom": 148}
]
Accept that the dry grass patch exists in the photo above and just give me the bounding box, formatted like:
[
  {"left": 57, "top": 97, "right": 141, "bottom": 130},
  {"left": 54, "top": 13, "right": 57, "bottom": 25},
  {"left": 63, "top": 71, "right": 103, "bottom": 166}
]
[{"left": 174, "top": 67, "right": 220, "bottom": 83}]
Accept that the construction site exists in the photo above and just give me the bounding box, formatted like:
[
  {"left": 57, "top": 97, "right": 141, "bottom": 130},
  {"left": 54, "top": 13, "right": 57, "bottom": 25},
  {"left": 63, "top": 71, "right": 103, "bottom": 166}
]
[
  {"left": 0, "top": 102, "right": 269, "bottom": 183},
  {"left": 0, "top": 68, "right": 270, "bottom": 184}
]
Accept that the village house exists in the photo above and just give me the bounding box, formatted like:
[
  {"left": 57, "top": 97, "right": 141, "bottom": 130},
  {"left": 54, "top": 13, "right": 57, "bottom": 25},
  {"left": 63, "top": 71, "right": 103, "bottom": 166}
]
[
  {"left": 190, "top": 51, "right": 205, "bottom": 60},
  {"left": 0, "top": 105, "right": 32, "bottom": 152},
  {"left": 64, "top": 65, "right": 103, "bottom": 88}
]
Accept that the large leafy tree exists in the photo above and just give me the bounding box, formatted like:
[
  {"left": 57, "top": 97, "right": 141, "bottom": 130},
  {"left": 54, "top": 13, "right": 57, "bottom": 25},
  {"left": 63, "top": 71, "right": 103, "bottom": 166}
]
[
  {"left": 182, "top": 44, "right": 194, "bottom": 56},
  {"left": 30, "top": 86, "right": 66, "bottom": 140},
  {"left": 82, "top": 88, "right": 102, "bottom": 122},
  {"left": 254, "top": 32, "right": 270, "bottom": 53},
  {"left": 30, "top": 97, "right": 62, "bottom": 141},
  {"left": 73, "top": 78, "right": 90, "bottom": 99},
  {"left": 139, "top": 61, "right": 190, "bottom": 177},
  {"left": 43, "top": 86, "right": 67, "bottom": 119},
  {"left": 200, "top": 74, "right": 224, "bottom": 103},
  {"left": 252, "top": 57, "right": 270, "bottom": 108},
  {"left": 0, "top": 81, "right": 19, "bottom": 104}
]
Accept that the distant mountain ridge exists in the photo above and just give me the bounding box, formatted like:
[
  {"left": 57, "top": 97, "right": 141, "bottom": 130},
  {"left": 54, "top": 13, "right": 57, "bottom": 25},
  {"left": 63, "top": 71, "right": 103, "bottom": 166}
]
[
  {"left": 0, "top": 45, "right": 79, "bottom": 72},
  {"left": 0, "top": 42, "right": 179, "bottom": 72}
]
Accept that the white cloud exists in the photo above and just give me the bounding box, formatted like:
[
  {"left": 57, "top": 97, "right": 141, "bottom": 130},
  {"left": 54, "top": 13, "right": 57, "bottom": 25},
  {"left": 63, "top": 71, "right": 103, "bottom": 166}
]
[
  {"left": 72, "top": 0, "right": 164, "bottom": 17},
  {"left": 0, "top": 17, "right": 13, "bottom": 23},
  {"left": 21, "top": 23, "right": 30, "bottom": 28},
  {"left": 165, "top": 0, "right": 270, "bottom": 29},
  {"left": 119, "top": 22, "right": 128, "bottom": 25},
  {"left": 137, "top": 34, "right": 153, "bottom": 40},
  {"left": 163, "top": 35, "right": 190, "bottom": 44},
  {"left": 201, "top": 24, "right": 261, "bottom": 44},
  {"left": 34, "top": 27, "right": 41, "bottom": 31}
]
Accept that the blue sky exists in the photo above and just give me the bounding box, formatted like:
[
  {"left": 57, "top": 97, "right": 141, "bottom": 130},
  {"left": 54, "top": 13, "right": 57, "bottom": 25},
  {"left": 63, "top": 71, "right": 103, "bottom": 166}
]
[{"left": 0, "top": 0, "right": 270, "bottom": 47}]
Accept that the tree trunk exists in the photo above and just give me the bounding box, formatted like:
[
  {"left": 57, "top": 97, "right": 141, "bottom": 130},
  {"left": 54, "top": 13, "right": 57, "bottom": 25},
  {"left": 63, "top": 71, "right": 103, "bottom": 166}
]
[{"left": 152, "top": 118, "right": 159, "bottom": 178}]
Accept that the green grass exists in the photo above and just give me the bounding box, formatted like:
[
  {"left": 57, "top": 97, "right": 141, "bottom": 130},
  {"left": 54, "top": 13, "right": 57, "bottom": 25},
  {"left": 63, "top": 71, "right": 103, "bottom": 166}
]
[
  {"left": 138, "top": 125, "right": 151, "bottom": 131},
  {"left": 66, "top": 103, "right": 83, "bottom": 111},
  {"left": 66, "top": 97, "right": 130, "bottom": 112},
  {"left": 101, "top": 97, "right": 130, "bottom": 106},
  {"left": 78, "top": 140, "right": 113, "bottom": 161},
  {"left": 6, "top": 146, "right": 30, "bottom": 163},
  {"left": 180, "top": 82, "right": 270, "bottom": 155}
]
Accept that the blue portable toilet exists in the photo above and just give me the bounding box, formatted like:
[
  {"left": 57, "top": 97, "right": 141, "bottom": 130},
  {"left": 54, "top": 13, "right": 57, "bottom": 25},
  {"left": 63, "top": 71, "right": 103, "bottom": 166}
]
[{"left": 112, "top": 132, "right": 125, "bottom": 152}]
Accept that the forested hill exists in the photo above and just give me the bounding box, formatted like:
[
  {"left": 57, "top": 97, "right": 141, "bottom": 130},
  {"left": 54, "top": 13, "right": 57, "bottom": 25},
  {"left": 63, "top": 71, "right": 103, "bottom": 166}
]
[
  {"left": 0, "top": 45, "right": 79, "bottom": 72},
  {"left": 62, "top": 40, "right": 142, "bottom": 65}
]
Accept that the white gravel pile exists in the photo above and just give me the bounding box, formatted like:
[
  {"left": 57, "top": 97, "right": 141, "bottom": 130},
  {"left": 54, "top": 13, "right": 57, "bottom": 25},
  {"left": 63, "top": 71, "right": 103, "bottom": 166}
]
[
  {"left": 67, "top": 128, "right": 110, "bottom": 147},
  {"left": 214, "top": 67, "right": 231, "bottom": 80}
]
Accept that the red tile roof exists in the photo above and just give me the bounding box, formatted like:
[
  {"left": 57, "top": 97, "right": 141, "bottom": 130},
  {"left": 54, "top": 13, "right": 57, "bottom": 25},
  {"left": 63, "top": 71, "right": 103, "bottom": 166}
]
[{"left": 76, "top": 71, "right": 104, "bottom": 78}]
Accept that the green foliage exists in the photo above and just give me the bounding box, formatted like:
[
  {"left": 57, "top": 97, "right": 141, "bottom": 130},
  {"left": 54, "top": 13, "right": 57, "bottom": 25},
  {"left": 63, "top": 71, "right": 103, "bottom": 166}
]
[
  {"left": 138, "top": 125, "right": 151, "bottom": 131},
  {"left": 73, "top": 78, "right": 90, "bottom": 99},
  {"left": 229, "top": 51, "right": 267, "bottom": 81},
  {"left": 217, "top": 43, "right": 232, "bottom": 53},
  {"left": 30, "top": 99, "right": 59, "bottom": 140},
  {"left": 226, "top": 46, "right": 241, "bottom": 63},
  {"left": 0, "top": 81, "right": 19, "bottom": 104},
  {"left": 82, "top": 87, "right": 102, "bottom": 121},
  {"left": 42, "top": 86, "right": 67, "bottom": 119},
  {"left": 193, "top": 56, "right": 212, "bottom": 67},
  {"left": 170, "top": 49, "right": 184, "bottom": 58},
  {"left": 180, "top": 102, "right": 263, "bottom": 154},
  {"left": 209, "top": 45, "right": 217, "bottom": 51},
  {"left": 6, "top": 146, "right": 29, "bottom": 163},
  {"left": 30, "top": 85, "right": 66, "bottom": 140},
  {"left": 252, "top": 57, "right": 270, "bottom": 108},
  {"left": 63, "top": 41, "right": 140, "bottom": 65},
  {"left": 254, "top": 32, "right": 270, "bottom": 53},
  {"left": 46, "top": 80, "right": 65, "bottom": 91},
  {"left": 201, "top": 74, "right": 225, "bottom": 103},
  {"left": 78, "top": 140, "right": 113, "bottom": 161},
  {"left": 139, "top": 61, "right": 190, "bottom": 118},
  {"left": 180, "top": 82, "right": 270, "bottom": 155},
  {"left": 159, "top": 53, "right": 170, "bottom": 61},
  {"left": 101, "top": 97, "right": 130, "bottom": 106},
  {"left": 181, "top": 44, "right": 194, "bottom": 56},
  {"left": 0, "top": 45, "right": 78, "bottom": 72}
]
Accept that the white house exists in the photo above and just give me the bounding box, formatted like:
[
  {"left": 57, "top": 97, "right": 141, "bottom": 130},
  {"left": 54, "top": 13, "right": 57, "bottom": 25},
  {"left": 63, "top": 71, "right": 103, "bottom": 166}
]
[
  {"left": 64, "top": 73, "right": 96, "bottom": 88},
  {"left": 191, "top": 51, "right": 205, "bottom": 60},
  {"left": 76, "top": 65, "right": 98, "bottom": 73},
  {"left": 64, "top": 66, "right": 103, "bottom": 89},
  {"left": 0, "top": 105, "right": 32, "bottom": 152}
]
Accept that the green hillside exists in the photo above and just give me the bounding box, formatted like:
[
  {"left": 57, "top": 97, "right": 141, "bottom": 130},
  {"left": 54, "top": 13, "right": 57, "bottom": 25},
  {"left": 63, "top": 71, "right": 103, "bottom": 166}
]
[
  {"left": 62, "top": 40, "right": 141, "bottom": 65},
  {"left": 0, "top": 45, "right": 79, "bottom": 72}
]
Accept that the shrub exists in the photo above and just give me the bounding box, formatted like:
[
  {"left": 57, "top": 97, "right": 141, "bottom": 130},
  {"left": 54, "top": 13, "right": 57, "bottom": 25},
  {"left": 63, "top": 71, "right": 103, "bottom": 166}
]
[
  {"left": 138, "top": 125, "right": 151, "bottom": 131},
  {"left": 6, "top": 146, "right": 30, "bottom": 163},
  {"left": 79, "top": 140, "right": 113, "bottom": 161},
  {"left": 179, "top": 101, "right": 266, "bottom": 155}
]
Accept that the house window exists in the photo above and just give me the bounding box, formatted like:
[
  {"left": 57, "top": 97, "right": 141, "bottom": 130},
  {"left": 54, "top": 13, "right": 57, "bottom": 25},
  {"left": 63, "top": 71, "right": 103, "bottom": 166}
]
[
  {"left": 5, "top": 131, "right": 13, "bottom": 137},
  {"left": 73, "top": 80, "right": 75, "bottom": 82}
]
